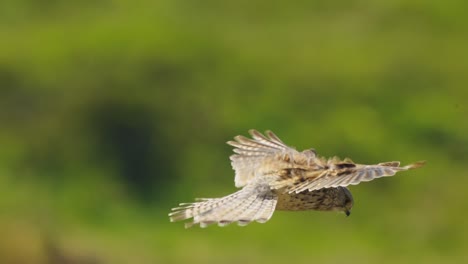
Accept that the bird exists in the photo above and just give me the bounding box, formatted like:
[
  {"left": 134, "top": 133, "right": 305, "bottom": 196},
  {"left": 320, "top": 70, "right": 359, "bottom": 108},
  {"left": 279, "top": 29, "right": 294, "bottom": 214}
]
[{"left": 169, "top": 129, "right": 425, "bottom": 228}]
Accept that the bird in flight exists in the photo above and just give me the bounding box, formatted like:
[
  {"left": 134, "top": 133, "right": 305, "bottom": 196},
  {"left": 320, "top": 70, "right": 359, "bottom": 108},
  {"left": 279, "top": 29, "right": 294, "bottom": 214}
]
[{"left": 169, "top": 130, "right": 425, "bottom": 228}]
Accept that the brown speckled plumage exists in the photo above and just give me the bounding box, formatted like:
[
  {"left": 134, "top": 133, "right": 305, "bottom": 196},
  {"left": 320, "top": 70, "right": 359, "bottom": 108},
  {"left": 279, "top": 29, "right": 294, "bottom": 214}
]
[
  {"left": 275, "top": 186, "right": 353, "bottom": 212},
  {"left": 169, "top": 130, "right": 425, "bottom": 228}
]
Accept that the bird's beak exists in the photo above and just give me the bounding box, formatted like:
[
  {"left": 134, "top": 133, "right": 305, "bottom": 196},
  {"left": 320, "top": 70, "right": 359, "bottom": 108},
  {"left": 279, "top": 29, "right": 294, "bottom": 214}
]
[{"left": 345, "top": 210, "right": 351, "bottom": 217}]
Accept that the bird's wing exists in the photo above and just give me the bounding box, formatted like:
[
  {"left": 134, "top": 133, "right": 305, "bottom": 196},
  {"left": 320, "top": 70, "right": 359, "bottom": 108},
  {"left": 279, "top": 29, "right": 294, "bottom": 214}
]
[
  {"left": 285, "top": 160, "right": 426, "bottom": 193},
  {"left": 169, "top": 181, "right": 278, "bottom": 228},
  {"left": 227, "top": 129, "right": 316, "bottom": 188}
]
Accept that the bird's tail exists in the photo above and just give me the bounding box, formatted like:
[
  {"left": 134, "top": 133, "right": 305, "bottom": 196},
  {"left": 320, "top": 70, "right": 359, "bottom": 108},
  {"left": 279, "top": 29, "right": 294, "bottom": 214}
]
[{"left": 169, "top": 185, "right": 278, "bottom": 228}]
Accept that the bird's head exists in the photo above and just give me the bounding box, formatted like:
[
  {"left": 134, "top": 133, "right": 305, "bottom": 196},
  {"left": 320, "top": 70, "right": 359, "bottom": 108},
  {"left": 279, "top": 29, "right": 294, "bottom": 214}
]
[{"left": 342, "top": 187, "right": 354, "bottom": 217}]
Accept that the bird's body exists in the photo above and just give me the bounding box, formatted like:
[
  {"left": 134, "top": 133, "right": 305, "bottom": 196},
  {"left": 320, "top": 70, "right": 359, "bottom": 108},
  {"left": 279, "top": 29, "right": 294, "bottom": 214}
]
[
  {"left": 169, "top": 130, "right": 425, "bottom": 228},
  {"left": 275, "top": 186, "right": 353, "bottom": 212}
]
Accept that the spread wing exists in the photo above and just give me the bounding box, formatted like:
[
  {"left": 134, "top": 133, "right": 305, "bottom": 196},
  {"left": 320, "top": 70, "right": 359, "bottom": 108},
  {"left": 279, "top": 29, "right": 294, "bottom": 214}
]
[
  {"left": 227, "top": 130, "right": 316, "bottom": 188},
  {"left": 285, "top": 160, "right": 426, "bottom": 193},
  {"left": 169, "top": 181, "right": 278, "bottom": 228}
]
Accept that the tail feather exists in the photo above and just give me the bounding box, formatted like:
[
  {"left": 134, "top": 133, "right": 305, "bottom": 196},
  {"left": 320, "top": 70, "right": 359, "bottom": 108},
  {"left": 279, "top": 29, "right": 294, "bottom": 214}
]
[{"left": 169, "top": 185, "right": 278, "bottom": 228}]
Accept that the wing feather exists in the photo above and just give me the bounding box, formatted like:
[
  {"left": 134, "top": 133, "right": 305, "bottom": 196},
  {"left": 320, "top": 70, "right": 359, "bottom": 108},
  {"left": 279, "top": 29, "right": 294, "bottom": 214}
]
[
  {"left": 249, "top": 129, "right": 289, "bottom": 150},
  {"left": 228, "top": 130, "right": 310, "bottom": 187},
  {"left": 169, "top": 182, "right": 278, "bottom": 228},
  {"left": 265, "top": 130, "right": 287, "bottom": 145}
]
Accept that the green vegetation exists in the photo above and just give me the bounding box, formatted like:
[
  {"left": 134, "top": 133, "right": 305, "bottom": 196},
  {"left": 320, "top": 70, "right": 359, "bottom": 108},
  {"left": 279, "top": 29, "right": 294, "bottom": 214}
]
[{"left": 1, "top": 0, "right": 467, "bottom": 263}]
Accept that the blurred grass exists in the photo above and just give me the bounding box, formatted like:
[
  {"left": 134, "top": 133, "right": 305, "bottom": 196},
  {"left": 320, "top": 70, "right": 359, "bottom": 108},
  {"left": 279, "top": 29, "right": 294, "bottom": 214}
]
[{"left": 1, "top": 0, "right": 468, "bottom": 263}]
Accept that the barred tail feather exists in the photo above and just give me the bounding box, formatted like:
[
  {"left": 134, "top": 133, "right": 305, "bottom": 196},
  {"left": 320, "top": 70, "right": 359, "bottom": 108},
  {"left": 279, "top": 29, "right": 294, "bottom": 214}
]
[{"left": 169, "top": 188, "right": 278, "bottom": 228}]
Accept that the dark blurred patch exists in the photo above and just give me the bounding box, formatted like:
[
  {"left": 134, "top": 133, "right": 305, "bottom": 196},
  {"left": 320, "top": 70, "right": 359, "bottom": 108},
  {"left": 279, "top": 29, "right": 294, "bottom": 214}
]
[
  {"left": 0, "top": 64, "right": 21, "bottom": 89},
  {"left": 0, "top": 65, "right": 41, "bottom": 125},
  {"left": 88, "top": 100, "right": 174, "bottom": 203}
]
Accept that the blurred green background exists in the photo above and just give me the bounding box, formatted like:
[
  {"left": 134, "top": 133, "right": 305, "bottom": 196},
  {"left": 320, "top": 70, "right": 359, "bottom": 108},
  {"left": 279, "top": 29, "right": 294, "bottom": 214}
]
[{"left": 1, "top": 0, "right": 467, "bottom": 263}]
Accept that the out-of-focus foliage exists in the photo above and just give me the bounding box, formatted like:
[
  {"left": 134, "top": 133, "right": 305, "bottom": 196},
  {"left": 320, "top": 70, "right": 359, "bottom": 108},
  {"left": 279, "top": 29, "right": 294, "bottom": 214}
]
[{"left": 1, "top": 0, "right": 467, "bottom": 263}]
